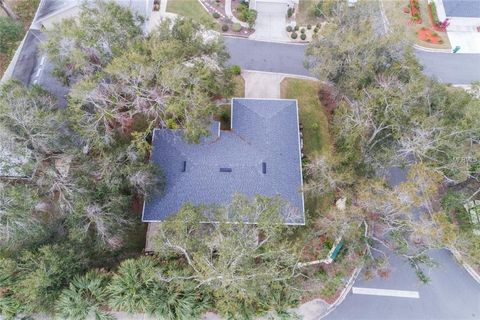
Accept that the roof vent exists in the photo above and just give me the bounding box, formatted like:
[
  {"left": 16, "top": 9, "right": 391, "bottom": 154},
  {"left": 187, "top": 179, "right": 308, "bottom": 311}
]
[
  {"left": 219, "top": 168, "right": 232, "bottom": 172},
  {"left": 182, "top": 161, "right": 186, "bottom": 172},
  {"left": 262, "top": 162, "right": 267, "bottom": 174}
]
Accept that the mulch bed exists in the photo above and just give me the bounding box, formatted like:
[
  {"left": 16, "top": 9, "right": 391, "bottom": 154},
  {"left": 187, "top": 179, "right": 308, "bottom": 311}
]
[{"left": 417, "top": 27, "right": 443, "bottom": 44}]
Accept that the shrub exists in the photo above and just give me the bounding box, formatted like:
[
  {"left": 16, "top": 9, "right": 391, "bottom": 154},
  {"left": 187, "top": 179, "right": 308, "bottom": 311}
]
[
  {"left": 300, "top": 33, "right": 306, "bottom": 40},
  {"left": 286, "top": 25, "right": 292, "bottom": 32},
  {"left": 314, "top": 27, "right": 319, "bottom": 33},
  {"left": 316, "top": 23, "right": 321, "bottom": 28},
  {"left": 221, "top": 24, "right": 229, "bottom": 32},
  {"left": 231, "top": 65, "right": 241, "bottom": 75},
  {"left": 300, "top": 28, "right": 306, "bottom": 34},
  {"left": 291, "top": 32, "right": 298, "bottom": 39},
  {"left": 287, "top": 7, "right": 294, "bottom": 18},
  {"left": 212, "top": 12, "right": 220, "bottom": 19},
  {"left": 307, "top": 24, "right": 312, "bottom": 30},
  {"left": 232, "top": 23, "right": 242, "bottom": 32},
  {"left": 294, "top": 25, "right": 299, "bottom": 31},
  {"left": 430, "top": 2, "right": 439, "bottom": 25}
]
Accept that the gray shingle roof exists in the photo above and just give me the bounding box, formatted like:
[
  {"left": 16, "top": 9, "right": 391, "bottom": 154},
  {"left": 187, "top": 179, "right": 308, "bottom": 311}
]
[{"left": 143, "top": 98, "right": 305, "bottom": 224}]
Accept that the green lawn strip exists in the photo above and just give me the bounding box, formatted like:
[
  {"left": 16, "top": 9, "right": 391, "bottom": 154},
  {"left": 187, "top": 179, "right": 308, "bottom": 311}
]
[
  {"left": 166, "top": 0, "right": 216, "bottom": 27},
  {"left": 233, "top": 75, "right": 245, "bottom": 98},
  {"left": 281, "top": 78, "right": 331, "bottom": 158},
  {"left": 280, "top": 77, "right": 333, "bottom": 223}
]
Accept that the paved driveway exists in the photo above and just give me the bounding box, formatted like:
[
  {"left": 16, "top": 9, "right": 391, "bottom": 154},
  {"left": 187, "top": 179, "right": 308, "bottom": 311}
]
[
  {"left": 250, "top": 1, "right": 289, "bottom": 42},
  {"left": 242, "top": 70, "right": 284, "bottom": 98}
]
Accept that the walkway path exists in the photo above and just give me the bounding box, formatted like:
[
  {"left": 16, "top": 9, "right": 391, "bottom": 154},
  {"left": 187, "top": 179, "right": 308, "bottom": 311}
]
[{"left": 224, "top": 0, "right": 248, "bottom": 28}]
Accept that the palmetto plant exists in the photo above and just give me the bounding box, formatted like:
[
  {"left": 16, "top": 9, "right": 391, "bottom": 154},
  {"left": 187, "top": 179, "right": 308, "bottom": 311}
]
[
  {"left": 107, "top": 256, "right": 160, "bottom": 313},
  {"left": 55, "top": 270, "right": 113, "bottom": 320},
  {"left": 107, "top": 256, "right": 210, "bottom": 318}
]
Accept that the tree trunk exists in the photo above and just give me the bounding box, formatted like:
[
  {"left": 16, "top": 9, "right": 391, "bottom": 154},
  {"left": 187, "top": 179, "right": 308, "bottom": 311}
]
[{"left": 0, "top": 0, "right": 18, "bottom": 20}]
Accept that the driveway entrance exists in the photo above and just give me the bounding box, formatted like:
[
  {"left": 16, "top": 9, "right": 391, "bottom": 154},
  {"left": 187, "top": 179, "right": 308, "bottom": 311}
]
[{"left": 250, "top": 1, "right": 289, "bottom": 41}]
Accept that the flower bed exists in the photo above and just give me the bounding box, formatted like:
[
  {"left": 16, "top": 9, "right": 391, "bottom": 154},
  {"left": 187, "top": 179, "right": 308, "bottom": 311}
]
[
  {"left": 427, "top": 2, "right": 449, "bottom": 32},
  {"left": 417, "top": 27, "right": 443, "bottom": 44},
  {"left": 410, "top": 0, "right": 422, "bottom": 24}
]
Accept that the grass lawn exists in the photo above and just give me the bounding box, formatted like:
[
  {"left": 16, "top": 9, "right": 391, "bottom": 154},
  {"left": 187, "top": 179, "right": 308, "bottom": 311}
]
[
  {"left": 295, "top": 0, "right": 322, "bottom": 27},
  {"left": 280, "top": 77, "right": 332, "bottom": 219},
  {"left": 233, "top": 75, "right": 245, "bottom": 98},
  {"left": 281, "top": 78, "right": 331, "bottom": 158},
  {"left": 166, "top": 0, "right": 216, "bottom": 27},
  {"left": 382, "top": 0, "right": 451, "bottom": 49},
  {"left": 0, "top": 0, "right": 40, "bottom": 77}
]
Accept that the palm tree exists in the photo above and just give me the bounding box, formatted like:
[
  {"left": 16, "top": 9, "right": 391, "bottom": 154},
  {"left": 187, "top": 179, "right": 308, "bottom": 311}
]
[
  {"left": 55, "top": 270, "right": 113, "bottom": 320},
  {"left": 106, "top": 256, "right": 160, "bottom": 313}
]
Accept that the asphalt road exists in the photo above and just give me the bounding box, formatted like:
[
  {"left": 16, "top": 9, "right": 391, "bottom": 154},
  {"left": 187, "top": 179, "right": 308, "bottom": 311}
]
[
  {"left": 224, "top": 37, "right": 480, "bottom": 85},
  {"left": 327, "top": 249, "right": 480, "bottom": 320},
  {"left": 327, "top": 166, "right": 480, "bottom": 320}
]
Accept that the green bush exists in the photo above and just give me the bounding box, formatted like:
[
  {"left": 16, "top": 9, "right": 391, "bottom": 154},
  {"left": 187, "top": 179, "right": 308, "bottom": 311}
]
[
  {"left": 291, "top": 32, "right": 298, "bottom": 39},
  {"left": 231, "top": 65, "right": 241, "bottom": 75},
  {"left": 212, "top": 12, "right": 220, "bottom": 19},
  {"left": 222, "top": 24, "right": 229, "bottom": 32},
  {"left": 307, "top": 24, "right": 312, "bottom": 30},
  {"left": 0, "top": 17, "right": 23, "bottom": 54},
  {"left": 300, "top": 28, "right": 306, "bottom": 34},
  {"left": 294, "top": 25, "right": 299, "bottom": 31},
  {"left": 300, "top": 33, "right": 307, "bottom": 40},
  {"left": 314, "top": 27, "right": 319, "bottom": 33},
  {"left": 287, "top": 7, "right": 294, "bottom": 18},
  {"left": 286, "top": 25, "right": 292, "bottom": 32},
  {"left": 232, "top": 23, "right": 242, "bottom": 32}
]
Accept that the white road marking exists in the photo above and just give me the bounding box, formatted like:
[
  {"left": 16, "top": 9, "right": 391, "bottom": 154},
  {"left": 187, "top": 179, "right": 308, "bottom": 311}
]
[
  {"left": 39, "top": 55, "right": 46, "bottom": 66},
  {"left": 35, "top": 67, "right": 43, "bottom": 78},
  {"left": 352, "top": 287, "right": 420, "bottom": 298}
]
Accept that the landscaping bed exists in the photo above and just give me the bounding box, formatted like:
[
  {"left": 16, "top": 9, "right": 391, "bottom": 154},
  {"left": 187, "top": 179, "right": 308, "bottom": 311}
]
[
  {"left": 197, "top": 0, "right": 255, "bottom": 37},
  {"left": 286, "top": 23, "right": 323, "bottom": 42},
  {"left": 417, "top": 26, "right": 443, "bottom": 44},
  {"left": 382, "top": 0, "right": 450, "bottom": 49}
]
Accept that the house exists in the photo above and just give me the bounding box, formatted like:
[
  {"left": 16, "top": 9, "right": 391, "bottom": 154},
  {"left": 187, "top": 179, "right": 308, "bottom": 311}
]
[{"left": 143, "top": 98, "right": 305, "bottom": 246}]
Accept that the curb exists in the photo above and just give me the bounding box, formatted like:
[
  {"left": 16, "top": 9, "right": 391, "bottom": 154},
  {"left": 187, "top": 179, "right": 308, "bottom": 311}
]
[
  {"left": 413, "top": 44, "right": 452, "bottom": 53},
  {"left": 448, "top": 247, "right": 480, "bottom": 284},
  {"left": 223, "top": 35, "right": 308, "bottom": 46},
  {"left": 319, "top": 265, "right": 362, "bottom": 319},
  {"left": 242, "top": 69, "right": 317, "bottom": 81}
]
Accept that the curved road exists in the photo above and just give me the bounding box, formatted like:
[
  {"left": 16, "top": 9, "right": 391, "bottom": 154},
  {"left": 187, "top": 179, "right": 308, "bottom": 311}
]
[
  {"left": 224, "top": 37, "right": 480, "bottom": 85},
  {"left": 224, "top": 36, "right": 480, "bottom": 319}
]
